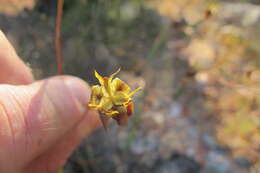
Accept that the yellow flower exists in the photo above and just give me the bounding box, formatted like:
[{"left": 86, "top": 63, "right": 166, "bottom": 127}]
[{"left": 88, "top": 68, "right": 141, "bottom": 129}]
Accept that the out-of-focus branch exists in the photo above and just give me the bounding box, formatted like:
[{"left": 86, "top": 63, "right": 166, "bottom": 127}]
[{"left": 55, "top": 0, "right": 64, "bottom": 74}]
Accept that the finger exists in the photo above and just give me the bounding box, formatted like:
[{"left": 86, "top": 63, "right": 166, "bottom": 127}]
[
  {"left": 0, "top": 76, "right": 96, "bottom": 173},
  {"left": 0, "top": 30, "right": 33, "bottom": 85},
  {"left": 25, "top": 111, "right": 100, "bottom": 173}
]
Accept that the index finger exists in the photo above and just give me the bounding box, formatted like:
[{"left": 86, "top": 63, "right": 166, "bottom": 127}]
[{"left": 0, "top": 30, "right": 33, "bottom": 85}]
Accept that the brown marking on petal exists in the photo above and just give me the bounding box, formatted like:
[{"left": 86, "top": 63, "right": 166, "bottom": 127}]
[
  {"left": 116, "top": 83, "right": 124, "bottom": 91},
  {"left": 96, "top": 93, "right": 103, "bottom": 100}
]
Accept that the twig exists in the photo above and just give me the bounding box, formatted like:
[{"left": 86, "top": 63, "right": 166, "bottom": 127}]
[{"left": 55, "top": 0, "right": 64, "bottom": 74}]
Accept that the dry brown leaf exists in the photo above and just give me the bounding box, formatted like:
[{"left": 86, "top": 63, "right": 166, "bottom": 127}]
[{"left": 0, "top": 0, "right": 35, "bottom": 16}]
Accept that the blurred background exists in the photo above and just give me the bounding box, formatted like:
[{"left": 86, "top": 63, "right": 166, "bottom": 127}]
[{"left": 0, "top": 0, "right": 259, "bottom": 173}]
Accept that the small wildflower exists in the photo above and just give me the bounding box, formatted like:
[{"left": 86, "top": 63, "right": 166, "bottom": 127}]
[{"left": 88, "top": 68, "right": 141, "bottom": 129}]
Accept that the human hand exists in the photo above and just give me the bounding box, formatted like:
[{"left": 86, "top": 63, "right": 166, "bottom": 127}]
[{"left": 0, "top": 30, "right": 100, "bottom": 173}]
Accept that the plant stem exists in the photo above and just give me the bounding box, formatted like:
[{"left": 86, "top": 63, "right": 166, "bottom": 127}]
[{"left": 55, "top": 0, "right": 64, "bottom": 74}]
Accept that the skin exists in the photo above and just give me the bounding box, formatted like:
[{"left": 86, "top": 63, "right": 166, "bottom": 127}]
[{"left": 0, "top": 30, "right": 100, "bottom": 173}]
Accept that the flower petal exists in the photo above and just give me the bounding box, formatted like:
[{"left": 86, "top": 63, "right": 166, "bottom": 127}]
[
  {"left": 111, "top": 78, "right": 131, "bottom": 93},
  {"left": 128, "top": 87, "right": 142, "bottom": 97},
  {"left": 109, "top": 68, "right": 121, "bottom": 83},
  {"left": 99, "top": 97, "right": 113, "bottom": 111},
  {"left": 88, "top": 103, "right": 99, "bottom": 109},
  {"left": 90, "top": 85, "right": 103, "bottom": 105},
  {"left": 126, "top": 101, "right": 134, "bottom": 116},
  {"left": 105, "top": 110, "right": 119, "bottom": 116},
  {"left": 101, "top": 86, "right": 110, "bottom": 97},
  {"left": 113, "top": 91, "right": 130, "bottom": 105},
  {"left": 95, "top": 70, "right": 104, "bottom": 85}
]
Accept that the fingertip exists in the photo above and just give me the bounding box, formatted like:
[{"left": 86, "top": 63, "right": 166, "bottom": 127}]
[
  {"left": 36, "top": 75, "right": 92, "bottom": 123},
  {"left": 61, "top": 76, "right": 92, "bottom": 106}
]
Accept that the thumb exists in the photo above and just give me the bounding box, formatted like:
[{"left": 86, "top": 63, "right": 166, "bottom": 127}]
[{"left": 0, "top": 76, "right": 97, "bottom": 172}]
